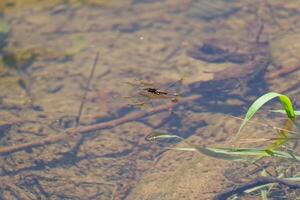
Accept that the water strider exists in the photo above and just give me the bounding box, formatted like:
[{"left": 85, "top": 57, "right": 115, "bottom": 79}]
[
  {"left": 125, "top": 78, "right": 183, "bottom": 107},
  {"left": 139, "top": 87, "right": 180, "bottom": 102},
  {"left": 143, "top": 88, "right": 168, "bottom": 95}
]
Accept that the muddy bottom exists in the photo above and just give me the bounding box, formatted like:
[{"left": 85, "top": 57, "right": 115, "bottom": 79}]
[{"left": 0, "top": 0, "right": 300, "bottom": 199}]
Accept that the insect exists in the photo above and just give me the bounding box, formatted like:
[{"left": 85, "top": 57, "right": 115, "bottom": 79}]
[
  {"left": 124, "top": 78, "right": 183, "bottom": 108},
  {"left": 143, "top": 88, "right": 168, "bottom": 95},
  {"left": 139, "top": 87, "right": 179, "bottom": 102}
]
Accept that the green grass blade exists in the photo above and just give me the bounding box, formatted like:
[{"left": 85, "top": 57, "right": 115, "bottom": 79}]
[
  {"left": 261, "top": 188, "right": 268, "bottom": 200},
  {"left": 195, "top": 146, "right": 248, "bottom": 161},
  {"left": 170, "top": 146, "right": 300, "bottom": 161},
  {"left": 237, "top": 92, "right": 296, "bottom": 136},
  {"left": 278, "top": 95, "right": 296, "bottom": 119},
  {"left": 206, "top": 147, "right": 300, "bottom": 160},
  {"left": 282, "top": 176, "right": 300, "bottom": 181},
  {"left": 167, "top": 147, "right": 197, "bottom": 151},
  {"left": 169, "top": 147, "right": 248, "bottom": 161},
  {"left": 244, "top": 183, "right": 273, "bottom": 194},
  {"left": 145, "top": 132, "right": 183, "bottom": 142},
  {"left": 207, "top": 147, "right": 272, "bottom": 156},
  {"left": 260, "top": 169, "right": 269, "bottom": 200},
  {"left": 271, "top": 109, "right": 300, "bottom": 116}
]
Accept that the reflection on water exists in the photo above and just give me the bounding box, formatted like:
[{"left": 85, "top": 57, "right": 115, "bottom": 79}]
[{"left": 0, "top": 0, "right": 299, "bottom": 199}]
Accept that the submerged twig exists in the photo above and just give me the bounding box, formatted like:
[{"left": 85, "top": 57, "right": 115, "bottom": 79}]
[
  {"left": 255, "top": 23, "right": 264, "bottom": 43},
  {"left": 0, "top": 95, "right": 201, "bottom": 155},
  {"left": 77, "top": 52, "right": 99, "bottom": 125},
  {"left": 214, "top": 176, "right": 300, "bottom": 200},
  {"left": 69, "top": 52, "right": 110, "bottom": 160},
  {"left": 267, "top": 65, "right": 300, "bottom": 80},
  {"left": 17, "top": 78, "right": 34, "bottom": 107}
]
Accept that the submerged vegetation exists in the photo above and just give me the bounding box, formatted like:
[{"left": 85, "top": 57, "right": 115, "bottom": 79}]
[{"left": 146, "top": 92, "right": 300, "bottom": 199}]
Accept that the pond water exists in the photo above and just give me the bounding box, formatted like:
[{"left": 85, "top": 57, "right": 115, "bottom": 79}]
[{"left": 0, "top": 0, "right": 300, "bottom": 199}]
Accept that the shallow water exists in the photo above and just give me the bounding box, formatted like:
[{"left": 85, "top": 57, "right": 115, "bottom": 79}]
[{"left": 0, "top": 0, "right": 300, "bottom": 199}]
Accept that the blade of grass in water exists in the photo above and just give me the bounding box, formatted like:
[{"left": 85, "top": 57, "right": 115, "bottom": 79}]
[
  {"left": 168, "top": 147, "right": 248, "bottom": 161},
  {"left": 266, "top": 119, "right": 294, "bottom": 151},
  {"left": 169, "top": 146, "right": 300, "bottom": 161},
  {"left": 211, "top": 147, "right": 300, "bottom": 160},
  {"left": 145, "top": 132, "right": 183, "bottom": 142},
  {"left": 237, "top": 92, "right": 296, "bottom": 137},
  {"left": 146, "top": 132, "right": 248, "bottom": 161},
  {"left": 278, "top": 95, "right": 296, "bottom": 119},
  {"left": 245, "top": 169, "right": 270, "bottom": 198},
  {"left": 261, "top": 188, "right": 268, "bottom": 200},
  {"left": 244, "top": 183, "right": 273, "bottom": 194},
  {"left": 271, "top": 109, "right": 300, "bottom": 115},
  {"left": 260, "top": 169, "right": 269, "bottom": 200},
  {"left": 145, "top": 132, "right": 300, "bottom": 161},
  {"left": 282, "top": 176, "right": 300, "bottom": 181}
]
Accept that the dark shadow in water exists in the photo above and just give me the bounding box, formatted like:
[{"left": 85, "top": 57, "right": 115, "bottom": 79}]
[
  {"left": 0, "top": 132, "right": 134, "bottom": 177},
  {"left": 245, "top": 71, "right": 269, "bottom": 97},
  {"left": 112, "top": 22, "right": 141, "bottom": 33},
  {"left": 20, "top": 175, "right": 50, "bottom": 199},
  {"left": 0, "top": 124, "right": 12, "bottom": 141},
  {"left": 187, "top": 68, "right": 269, "bottom": 114},
  {"left": 133, "top": 0, "right": 161, "bottom": 4},
  {"left": 186, "top": 0, "right": 239, "bottom": 21}
]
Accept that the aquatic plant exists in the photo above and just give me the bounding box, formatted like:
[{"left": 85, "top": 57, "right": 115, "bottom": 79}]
[{"left": 146, "top": 92, "right": 300, "bottom": 199}]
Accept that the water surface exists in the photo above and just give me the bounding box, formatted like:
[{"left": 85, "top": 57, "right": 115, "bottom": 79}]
[{"left": 0, "top": 0, "right": 299, "bottom": 199}]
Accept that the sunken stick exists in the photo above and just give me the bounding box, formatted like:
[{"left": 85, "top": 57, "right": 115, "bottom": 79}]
[{"left": 0, "top": 95, "right": 201, "bottom": 155}]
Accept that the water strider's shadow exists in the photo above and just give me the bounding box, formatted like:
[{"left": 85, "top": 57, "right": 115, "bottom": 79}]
[{"left": 187, "top": 65, "right": 269, "bottom": 116}]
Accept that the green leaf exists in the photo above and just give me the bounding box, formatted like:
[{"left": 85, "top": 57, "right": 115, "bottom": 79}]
[
  {"left": 169, "top": 146, "right": 300, "bottom": 161},
  {"left": 278, "top": 95, "right": 296, "bottom": 119},
  {"left": 145, "top": 132, "right": 183, "bottom": 142},
  {"left": 237, "top": 92, "right": 296, "bottom": 137},
  {"left": 261, "top": 188, "right": 268, "bottom": 200},
  {"left": 167, "top": 147, "right": 197, "bottom": 151},
  {"left": 195, "top": 146, "right": 248, "bottom": 161},
  {"left": 271, "top": 109, "right": 300, "bottom": 116},
  {"left": 244, "top": 183, "right": 273, "bottom": 194},
  {"left": 169, "top": 147, "right": 248, "bottom": 161},
  {"left": 205, "top": 147, "right": 300, "bottom": 160},
  {"left": 207, "top": 147, "right": 271, "bottom": 156},
  {"left": 282, "top": 176, "right": 300, "bottom": 181}
]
